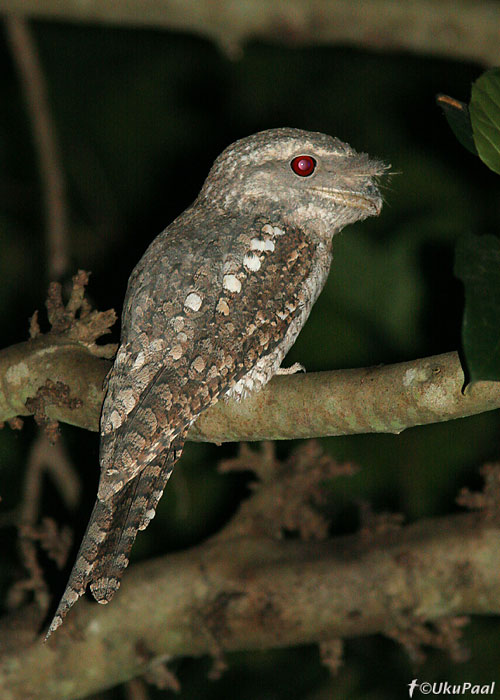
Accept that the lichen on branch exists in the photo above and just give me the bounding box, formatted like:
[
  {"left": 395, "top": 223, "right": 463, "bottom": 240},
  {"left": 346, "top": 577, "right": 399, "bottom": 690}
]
[
  {"left": 33, "top": 269, "right": 117, "bottom": 358},
  {"left": 0, "top": 270, "right": 116, "bottom": 431}
]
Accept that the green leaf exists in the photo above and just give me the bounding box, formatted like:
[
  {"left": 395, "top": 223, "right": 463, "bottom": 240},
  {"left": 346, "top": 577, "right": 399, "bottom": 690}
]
[
  {"left": 470, "top": 68, "right": 500, "bottom": 175},
  {"left": 436, "top": 93, "right": 478, "bottom": 155},
  {"left": 454, "top": 233, "right": 500, "bottom": 384}
]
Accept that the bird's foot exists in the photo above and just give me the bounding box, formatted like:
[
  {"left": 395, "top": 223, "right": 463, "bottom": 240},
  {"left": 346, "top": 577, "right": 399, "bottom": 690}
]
[{"left": 275, "top": 362, "right": 306, "bottom": 375}]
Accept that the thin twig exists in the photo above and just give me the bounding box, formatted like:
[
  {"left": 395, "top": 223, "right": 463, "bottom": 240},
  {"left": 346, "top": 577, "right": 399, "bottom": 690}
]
[
  {"left": 5, "top": 431, "right": 80, "bottom": 611},
  {"left": 5, "top": 16, "right": 69, "bottom": 281},
  {"left": 125, "top": 679, "right": 150, "bottom": 700},
  {"left": 20, "top": 431, "right": 80, "bottom": 525}
]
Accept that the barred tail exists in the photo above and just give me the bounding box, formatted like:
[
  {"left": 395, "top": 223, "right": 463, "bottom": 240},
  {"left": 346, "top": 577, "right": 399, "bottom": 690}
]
[
  {"left": 89, "top": 449, "right": 179, "bottom": 604},
  {"left": 45, "top": 448, "right": 179, "bottom": 640}
]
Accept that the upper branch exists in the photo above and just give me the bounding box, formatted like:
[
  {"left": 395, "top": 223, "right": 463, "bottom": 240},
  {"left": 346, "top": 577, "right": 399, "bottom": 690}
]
[{"left": 0, "top": 0, "right": 498, "bottom": 66}]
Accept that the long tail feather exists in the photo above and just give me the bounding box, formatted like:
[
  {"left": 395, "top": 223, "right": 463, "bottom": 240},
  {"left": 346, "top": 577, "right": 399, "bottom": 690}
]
[
  {"left": 45, "top": 449, "right": 179, "bottom": 640},
  {"left": 89, "top": 452, "right": 176, "bottom": 604},
  {"left": 44, "top": 491, "right": 122, "bottom": 639},
  {"left": 139, "top": 442, "right": 182, "bottom": 531}
]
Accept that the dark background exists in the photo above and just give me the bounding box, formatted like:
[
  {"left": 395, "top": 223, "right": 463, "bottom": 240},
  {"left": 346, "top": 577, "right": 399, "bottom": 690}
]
[{"left": 1, "top": 20, "right": 499, "bottom": 699}]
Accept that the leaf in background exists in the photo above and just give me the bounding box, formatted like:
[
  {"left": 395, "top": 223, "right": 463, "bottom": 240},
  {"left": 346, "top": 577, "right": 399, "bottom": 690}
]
[
  {"left": 454, "top": 233, "right": 500, "bottom": 384},
  {"left": 470, "top": 68, "right": 500, "bottom": 175},
  {"left": 436, "top": 93, "right": 478, "bottom": 155}
]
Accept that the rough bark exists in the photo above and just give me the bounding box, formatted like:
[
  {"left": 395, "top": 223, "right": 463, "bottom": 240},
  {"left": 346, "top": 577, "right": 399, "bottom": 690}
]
[{"left": 0, "top": 512, "right": 498, "bottom": 699}]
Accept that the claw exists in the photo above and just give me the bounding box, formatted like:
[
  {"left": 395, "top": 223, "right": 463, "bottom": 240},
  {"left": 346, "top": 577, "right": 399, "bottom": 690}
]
[{"left": 275, "top": 362, "right": 306, "bottom": 375}]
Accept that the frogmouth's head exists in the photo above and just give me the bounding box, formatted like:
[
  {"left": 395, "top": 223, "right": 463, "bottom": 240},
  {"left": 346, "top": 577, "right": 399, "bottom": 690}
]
[{"left": 199, "top": 127, "right": 388, "bottom": 234}]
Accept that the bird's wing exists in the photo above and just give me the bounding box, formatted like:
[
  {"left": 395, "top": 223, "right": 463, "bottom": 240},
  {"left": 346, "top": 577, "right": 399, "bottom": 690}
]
[
  {"left": 45, "top": 213, "right": 324, "bottom": 638},
  {"left": 98, "top": 212, "right": 323, "bottom": 499}
]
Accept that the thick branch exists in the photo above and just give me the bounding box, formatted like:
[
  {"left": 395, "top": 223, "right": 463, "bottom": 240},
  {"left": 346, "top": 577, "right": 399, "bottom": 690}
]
[
  {"left": 0, "top": 512, "right": 498, "bottom": 699},
  {"left": 1, "top": 0, "right": 498, "bottom": 65},
  {"left": 0, "top": 335, "right": 499, "bottom": 440},
  {"left": 0, "top": 335, "right": 109, "bottom": 432}
]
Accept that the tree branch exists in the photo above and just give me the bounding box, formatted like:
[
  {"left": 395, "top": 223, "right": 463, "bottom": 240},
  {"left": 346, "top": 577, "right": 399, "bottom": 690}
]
[
  {"left": 5, "top": 16, "right": 69, "bottom": 282},
  {"left": 1, "top": 333, "right": 499, "bottom": 441},
  {"left": 1, "top": 0, "right": 498, "bottom": 66},
  {"left": 0, "top": 511, "right": 498, "bottom": 699}
]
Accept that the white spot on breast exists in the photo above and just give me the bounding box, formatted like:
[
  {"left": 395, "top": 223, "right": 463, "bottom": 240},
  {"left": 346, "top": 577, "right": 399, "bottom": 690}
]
[
  {"left": 250, "top": 238, "right": 266, "bottom": 252},
  {"left": 184, "top": 292, "right": 202, "bottom": 311},
  {"left": 216, "top": 298, "right": 230, "bottom": 315},
  {"left": 264, "top": 239, "right": 275, "bottom": 252},
  {"left": 223, "top": 274, "right": 242, "bottom": 293},
  {"left": 243, "top": 253, "right": 261, "bottom": 272}
]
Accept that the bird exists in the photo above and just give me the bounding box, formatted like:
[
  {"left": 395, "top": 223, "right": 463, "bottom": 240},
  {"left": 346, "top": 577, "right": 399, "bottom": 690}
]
[{"left": 45, "top": 127, "right": 386, "bottom": 639}]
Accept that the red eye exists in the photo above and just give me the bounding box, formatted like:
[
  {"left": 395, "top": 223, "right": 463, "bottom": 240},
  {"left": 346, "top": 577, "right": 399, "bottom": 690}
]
[{"left": 290, "top": 155, "right": 316, "bottom": 177}]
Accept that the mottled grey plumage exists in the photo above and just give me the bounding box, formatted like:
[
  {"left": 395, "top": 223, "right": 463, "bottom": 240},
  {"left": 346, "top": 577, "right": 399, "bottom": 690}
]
[{"left": 46, "top": 127, "right": 386, "bottom": 638}]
